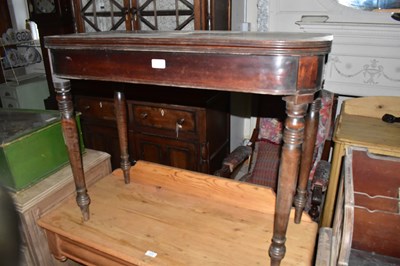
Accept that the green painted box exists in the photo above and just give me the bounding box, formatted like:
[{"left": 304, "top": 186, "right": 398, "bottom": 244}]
[{"left": 0, "top": 109, "right": 84, "bottom": 191}]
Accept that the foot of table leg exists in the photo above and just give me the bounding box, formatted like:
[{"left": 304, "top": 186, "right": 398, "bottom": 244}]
[
  {"left": 269, "top": 97, "right": 308, "bottom": 265},
  {"left": 114, "top": 91, "right": 131, "bottom": 184},
  {"left": 294, "top": 98, "right": 321, "bottom": 223},
  {"left": 54, "top": 78, "right": 90, "bottom": 221}
]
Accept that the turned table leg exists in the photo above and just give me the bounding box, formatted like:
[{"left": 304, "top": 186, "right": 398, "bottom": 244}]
[
  {"left": 114, "top": 91, "right": 131, "bottom": 183},
  {"left": 294, "top": 98, "right": 321, "bottom": 223},
  {"left": 269, "top": 96, "right": 308, "bottom": 265},
  {"left": 54, "top": 79, "right": 90, "bottom": 221}
]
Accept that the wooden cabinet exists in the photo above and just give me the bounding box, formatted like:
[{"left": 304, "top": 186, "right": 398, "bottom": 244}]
[
  {"left": 74, "top": 83, "right": 230, "bottom": 174},
  {"left": 73, "top": 0, "right": 230, "bottom": 32},
  {"left": 75, "top": 96, "right": 122, "bottom": 169},
  {"left": 12, "top": 149, "right": 111, "bottom": 266},
  {"left": 321, "top": 96, "right": 400, "bottom": 227}
]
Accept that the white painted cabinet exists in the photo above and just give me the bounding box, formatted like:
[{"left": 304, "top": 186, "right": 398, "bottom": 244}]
[{"left": 0, "top": 76, "right": 49, "bottom": 109}]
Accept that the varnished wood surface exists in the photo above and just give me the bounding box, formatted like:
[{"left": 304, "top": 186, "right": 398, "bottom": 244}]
[
  {"left": 341, "top": 96, "right": 400, "bottom": 118},
  {"left": 38, "top": 161, "right": 318, "bottom": 266},
  {"left": 45, "top": 31, "right": 331, "bottom": 96},
  {"left": 334, "top": 114, "right": 400, "bottom": 156},
  {"left": 45, "top": 31, "right": 333, "bottom": 52}
]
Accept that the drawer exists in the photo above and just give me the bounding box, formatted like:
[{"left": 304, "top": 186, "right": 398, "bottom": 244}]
[
  {"left": 1, "top": 97, "right": 19, "bottom": 108},
  {"left": 132, "top": 104, "right": 197, "bottom": 134},
  {"left": 0, "top": 87, "right": 17, "bottom": 99},
  {"left": 75, "top": 96, "right": 115, "bottom": 121}
]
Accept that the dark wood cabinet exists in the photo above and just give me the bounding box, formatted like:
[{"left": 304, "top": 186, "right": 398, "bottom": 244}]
[
  {"left": 73, "top": 82, "right": 230, "bottom": 174},
  {"left": 132, "top": 133, "right": 198, "bottom": 171},
  {"left": 73, "top": 0, "right": 230, "bottom": 32},
  {"left": 75, "top": 95, "right": 122, "bottom": 168}
]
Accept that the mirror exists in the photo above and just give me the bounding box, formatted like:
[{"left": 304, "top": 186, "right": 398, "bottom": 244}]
[{"left": 338, "top": 0, "right": 400, "bottom": 10}]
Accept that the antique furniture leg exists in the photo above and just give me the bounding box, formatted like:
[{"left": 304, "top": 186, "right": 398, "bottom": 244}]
[
  {"left": 54, "top": 79, "right": 90, "bottom": 221},
  {"left": 269, "top": 96, "right": 308, "bottom": 265},
  {"left": 294, "top": 98, "right": 321, "bottom": 223},
  {"left": 114, "top": 91, "right": 131, "bottom": 184}
]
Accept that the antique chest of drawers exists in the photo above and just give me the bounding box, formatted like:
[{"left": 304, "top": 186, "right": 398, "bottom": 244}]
[
  {"left": 73, "top": 82, "right": 230, "bottom": 174},
  {"left": 0, "top": 76, "right": 49, "bottom": 109}
]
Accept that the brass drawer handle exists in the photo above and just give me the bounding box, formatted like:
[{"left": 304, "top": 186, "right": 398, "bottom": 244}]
[
  {"left": 177, "top": 118, "right": 185, "bottom": 126},
  {"left": 84, "top": 105, "right": 91, "bottom": 110},
  {"left": 140, "top": 112, "right": 148, "bottom": 119},
  {"left": 176, "top": 118, "right": 185, "bottom": 139}
]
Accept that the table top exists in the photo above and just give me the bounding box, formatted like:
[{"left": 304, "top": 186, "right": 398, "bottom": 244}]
[
  {"left": 334, "top": 114, "right": 400, "bottom": 157},
  {"left": 45, "top": 31, "right": 333, "bottom": 54},
  {"left": 334, "top": 96, "right": 400, "bottom": 157},
  {"left": 38, "top": 161, "right": 318, "bottom": 265},
  {"left": 45, "top": 31, "right": 332, "bottom": 96},
  {"left": 0, "top": 109, "right": 60, "bottom": 144}
]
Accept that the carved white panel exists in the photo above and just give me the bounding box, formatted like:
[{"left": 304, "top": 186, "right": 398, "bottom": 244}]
[
  {"left": 297, "top": 20, "right": 400, "bottom": 96},
  {"left": 326, "top": 56, "right": 400, "bottom": 96}
]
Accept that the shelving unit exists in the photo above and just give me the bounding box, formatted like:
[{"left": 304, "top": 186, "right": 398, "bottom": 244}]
[
  {"left": 1, "top": 38, "right": 43, "bottom": 85},
  {"left": 0, "top": 28, "right": 49, "bottom": 109}
]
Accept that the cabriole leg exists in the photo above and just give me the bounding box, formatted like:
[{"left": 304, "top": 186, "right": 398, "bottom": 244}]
[{"left": 54, "top": 78, "right": 90, "bottom": 221}]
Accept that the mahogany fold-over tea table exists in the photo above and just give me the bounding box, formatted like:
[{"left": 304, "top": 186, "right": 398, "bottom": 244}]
[{"left": 37, "top": 31, "right": 332, "bottom": 265}]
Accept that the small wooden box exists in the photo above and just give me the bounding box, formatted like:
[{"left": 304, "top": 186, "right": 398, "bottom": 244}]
[
  {"left": 325, "top": 147, "right": 400, "bottom": 265},
  {"left": 0, "top": 109, "right": 83, "bottom": 191}
]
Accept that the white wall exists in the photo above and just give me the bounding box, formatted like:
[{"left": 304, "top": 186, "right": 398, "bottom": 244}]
[{"left": 7, "top": 0, "right": 30, "bottom": 30}]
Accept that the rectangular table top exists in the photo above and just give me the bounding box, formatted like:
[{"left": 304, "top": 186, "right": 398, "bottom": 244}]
[
  {"left": 38, "top": 161, "right": 318, "bottom": 265},
  {"left": 45, "top": 31, "right": 332, "bottom": 96}
]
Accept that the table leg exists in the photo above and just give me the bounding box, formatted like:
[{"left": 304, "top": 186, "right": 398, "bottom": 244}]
[
  {"left": 54, "top": 79, "right": 90, "bottom": 221},
  {"left": 294, "top": 98, "right": 321, "bottom": 223},
  {"left": 269, "top": 97, "right": 308, "bottom": 265},
  {"left": 114, "top": 91, "right": 131, "bottom": 184},
  {"left": 320, "top": 142, "right": 345, "bottom": 227}
]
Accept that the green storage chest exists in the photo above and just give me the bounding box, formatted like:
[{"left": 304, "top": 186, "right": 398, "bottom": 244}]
[{"left": 0, "top": 109, "right": 83, "bottom": 191}]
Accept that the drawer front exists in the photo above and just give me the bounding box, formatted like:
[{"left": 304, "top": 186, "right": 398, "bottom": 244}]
[
  {"left": 75, "top": 97, "right": 115, "bottom": 121},
  {"left": 133, "top": 104, "right": 197, "bottom": 134},
  {"left": 131, "top": 132, "right": 199, "bottom": 172},
  {"left": 1, "top": 97, "right": 19, "bottom": 108},
  {"left": 0, "top": 87, "right": 17, "bottom": 98}
]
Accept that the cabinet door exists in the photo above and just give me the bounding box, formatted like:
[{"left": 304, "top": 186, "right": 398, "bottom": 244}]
[
  {"left": 132, "top": 133, "right": 198, "bottom": 171},
  {"left": 81, "top": 122, "right": 122, "bottom": 169},
  {"left": 75, "top": 96, "right": 123, "bottom": 169},
  {"left": 73, "top": 0, "right": 230, "bottom": 32}
]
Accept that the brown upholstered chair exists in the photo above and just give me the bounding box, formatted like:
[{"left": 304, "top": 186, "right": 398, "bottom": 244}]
[{"left": 215, "top": 90, "right": 335, "bottom": 221}]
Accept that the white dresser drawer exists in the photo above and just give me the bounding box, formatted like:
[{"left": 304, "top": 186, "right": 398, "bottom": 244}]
[
  {"left": 1, "top": 97, "right": 20, "bottom": 108},
  {"left": 0, "top": 86, "right": 17, "bottom": 98}
]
